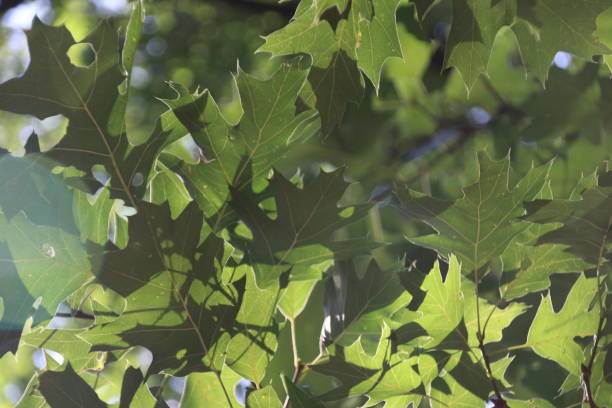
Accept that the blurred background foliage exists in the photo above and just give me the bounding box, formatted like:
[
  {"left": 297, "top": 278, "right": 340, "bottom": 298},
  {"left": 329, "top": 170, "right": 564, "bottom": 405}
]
[{"left": 0, "top": 0, "right": 610, "bottom": 407}]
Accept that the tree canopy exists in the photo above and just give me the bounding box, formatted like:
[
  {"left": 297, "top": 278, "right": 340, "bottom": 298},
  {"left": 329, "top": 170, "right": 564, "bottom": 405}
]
[{"left": 0, "top": 0, "right": 610, "bottom": 407}]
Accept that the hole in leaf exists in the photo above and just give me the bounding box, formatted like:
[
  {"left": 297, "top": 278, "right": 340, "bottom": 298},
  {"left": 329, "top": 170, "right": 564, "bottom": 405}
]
[
  {"left": 33, "top": 114, "right": 69, "bottom": 151},
  {"left": 45, "top": 349, "right": 64, "bottom": 365},
  {"left": 42, "top": 243, "right": 55, "bottom": 258},
  {"left": 132, "top": 172, "right": 144, "bottom": 187},
  {"left": 234, "top": 378, "right": 251, "bottom": 406},
  {"left": 553, "top": 51, "right": 572, "bottom": 70},
  {"left": 66, "top": 43, "right": 95, "bottom": 68},
  {"left": 32, "top": 349, "right": 46, "bottom": 369}
]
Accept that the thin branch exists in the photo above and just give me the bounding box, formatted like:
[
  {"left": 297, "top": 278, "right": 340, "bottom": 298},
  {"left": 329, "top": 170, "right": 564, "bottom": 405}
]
[
  {"left": 289, "top": 318, "right": 300, "bottom": 371},
  {"left": 477, "top": 332, "right": 509, "bottom": 408},
  {"left": 283, "top": 317, "right": 305, "bottom": 408},
  {"left": 581, "top": 215, "right": 610, "bottom": 408}
]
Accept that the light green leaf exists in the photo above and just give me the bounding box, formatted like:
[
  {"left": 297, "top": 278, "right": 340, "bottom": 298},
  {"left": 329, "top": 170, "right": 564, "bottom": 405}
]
[
  {"left": 73, "top": 186, "right": 130, "bottom": 249},
  {"left": 463, "top": 279, "right": 528, "bottom": 347},
  {"left": 226, "top": 270, "right": 278, "bottom": 385},
  {"left": 279, "top": 279, "right": 318, "bottom": 320},
  {"left": 246, "top": 385, "right": 282, "bottom": 408},
  {"left": 354, "top": 0, "right": 403, "bottom": 89},
  {"left": 314, "top": 326, "right": 421, "bottom": 402},
  {"left": 504, "top": 399, "right": 556, "bottom": 408},
  {"left": 406, "top": 256, "right": 463, "bottom": 348},
  {"left": 0, "top": 211, "right": 94, "bottom": 356},
  {"left": 360, "top": 356, "right": 420, "bottom": 405},
  {"left": 20, "top": 329, "right": 95, "bottom": 372},
  {"left": 146, "top": 161, "right": 192, "bottom": 220},
  {"left": 180, "top": 371, "right": 239, "bottom": 408},
  {"left": 526, "top": 274, "right": 599, "bottom": 375},
  {"left": 259, "top": 0, "right": 403, "bottom": 132},
  {"left": 257, "top": 0, "right": 361, "bottom": 133}
]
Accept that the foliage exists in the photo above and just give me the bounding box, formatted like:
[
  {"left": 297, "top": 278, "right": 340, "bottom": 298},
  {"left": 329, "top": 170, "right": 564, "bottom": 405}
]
[{"left": 0, "top": 0, "right": 611, "bottom": 407}]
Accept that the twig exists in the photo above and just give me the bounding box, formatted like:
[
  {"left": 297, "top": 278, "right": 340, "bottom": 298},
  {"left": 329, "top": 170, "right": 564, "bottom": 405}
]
[
  {"left": 580, "top": 216, "right": 610, "bottom": 408},
  {"left": 282, "top": 318, "right": 305, "bottom": 408},
  {"left": 477, "top": 332, "right": 509, "bottom": 408}
]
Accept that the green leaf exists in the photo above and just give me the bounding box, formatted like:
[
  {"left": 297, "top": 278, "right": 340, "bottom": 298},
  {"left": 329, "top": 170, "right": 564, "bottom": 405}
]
[
  {"left": 91, "top": 202, "right": 202, "bottom": 298},
  {"left": 526, "top": 274, "right": 599, "bottom": 375},
  {"left": 279, "top": 279, "right": 318, "bottom": 320},
  {"left": 358, "top": 356, "right": 421, "bottom": 405},
  {"left": 0, "top": 16, "right": 184, "bottom": 202},
  {"left": 82, "top": 205, "right": 241, "bottom": 376},
  {"left": 0, "top": 155, "right": 73, "bottom": 224},
  {"left": 246, "top": 385, "right": 282, "bottom": 408},
  {"left": 229, "top": 168, "right": 372, "bottom": 288},
  {"left": 324, "top": 259, "right": 412, "bottom": 351},
  {"left": 169, "top": 58, "right": 319, "bottom": 222},
  {"left": 444, "top": 0, "right": 515, "bottom": 92},
  {"left": 313, "top": 326, "right": 421, "bottom": 402},
  {"left": 390, "top": 256, "right": 523, "bottom": 406},
  {"left": 503, "top": 399, "right": 556, "bottom": 408},
  {"left": 400, "top": 256, "right": 463, "bottom": 349},
  {"left": 354, "top": 0, "right": 403, "bottom": 89},
  {"left": 110, "top": 0, "right": 144, "bottom": 134},
  {"left": 73, "top": 186, "right": 130, "bottom": 249},
  {"left": 282, "top": 374, "right": 327, "bottom": 408},
  {"left": 524, "top": 171, "right": 612, "bottom": 264},
  {"left": 15, "top": 392, "right": 48, "bottom": 408},
  {"left": 226, "top": 270, "right": 278, "bottom": 384},
  {"left": 0, "top": 212, "right": 94, "bottom": 355},
  {"left": 0, "top": 154, "right": 96, "bottom": 355},
  {"left": 463, "top": 279, "right": 528, "bottom": 347},
  {"left": 257, "top": 1, "right": 361, "bottom": 133},
  {"left": 119, "top": 366, "right": 157, "bottom": 408},
  {"left": 146, "top": 161, "right": 192, "bottom": 220},
  {"left": 396, "top": 151, "right": 552, "bottom": 274},
  {"left": 513, "top": 0, "right": 612, "bottom": 83},
  {"left": 429, "top": 354, "right": 513, "bottom": 407},
  {"left": 39, "top": 364, "right": 106, "bottom": 408},
  {"left": 258, "top": 0, "right": 402, "bottom": 132},
  {"left": 20, "top": 329, "right": 95, "bottom": 372},
  {"left": 498, "top": 224, "right": 592, "bottom": 300},
  {"left": 180, "top": 371, "right": 238, "bottom": 408},
  {"left": 518, "top": 64, "right": 602, "bottom": 143}
]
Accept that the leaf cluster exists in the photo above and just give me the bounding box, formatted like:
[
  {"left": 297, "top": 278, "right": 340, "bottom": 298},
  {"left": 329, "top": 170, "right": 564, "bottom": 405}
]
[{"left": 0, "top": 1, "right": 611, "bottom": 408}]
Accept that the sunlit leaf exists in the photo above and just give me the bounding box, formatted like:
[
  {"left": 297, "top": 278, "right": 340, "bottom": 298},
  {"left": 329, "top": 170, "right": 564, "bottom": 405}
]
[{"left": 526, "top": 274, "right": 599, "bottom": 375}]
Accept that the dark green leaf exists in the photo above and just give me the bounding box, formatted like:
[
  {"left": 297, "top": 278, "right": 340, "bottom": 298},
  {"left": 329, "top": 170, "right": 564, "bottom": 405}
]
[
  {"left": 39, "top": 364, "right": 106, "bottom": 408},
  {"left": 230, "top": 168, "right": 373, "bottom": 288},
  {"left": 396, "top": 151, "right": 551, "bottom": 274}
]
